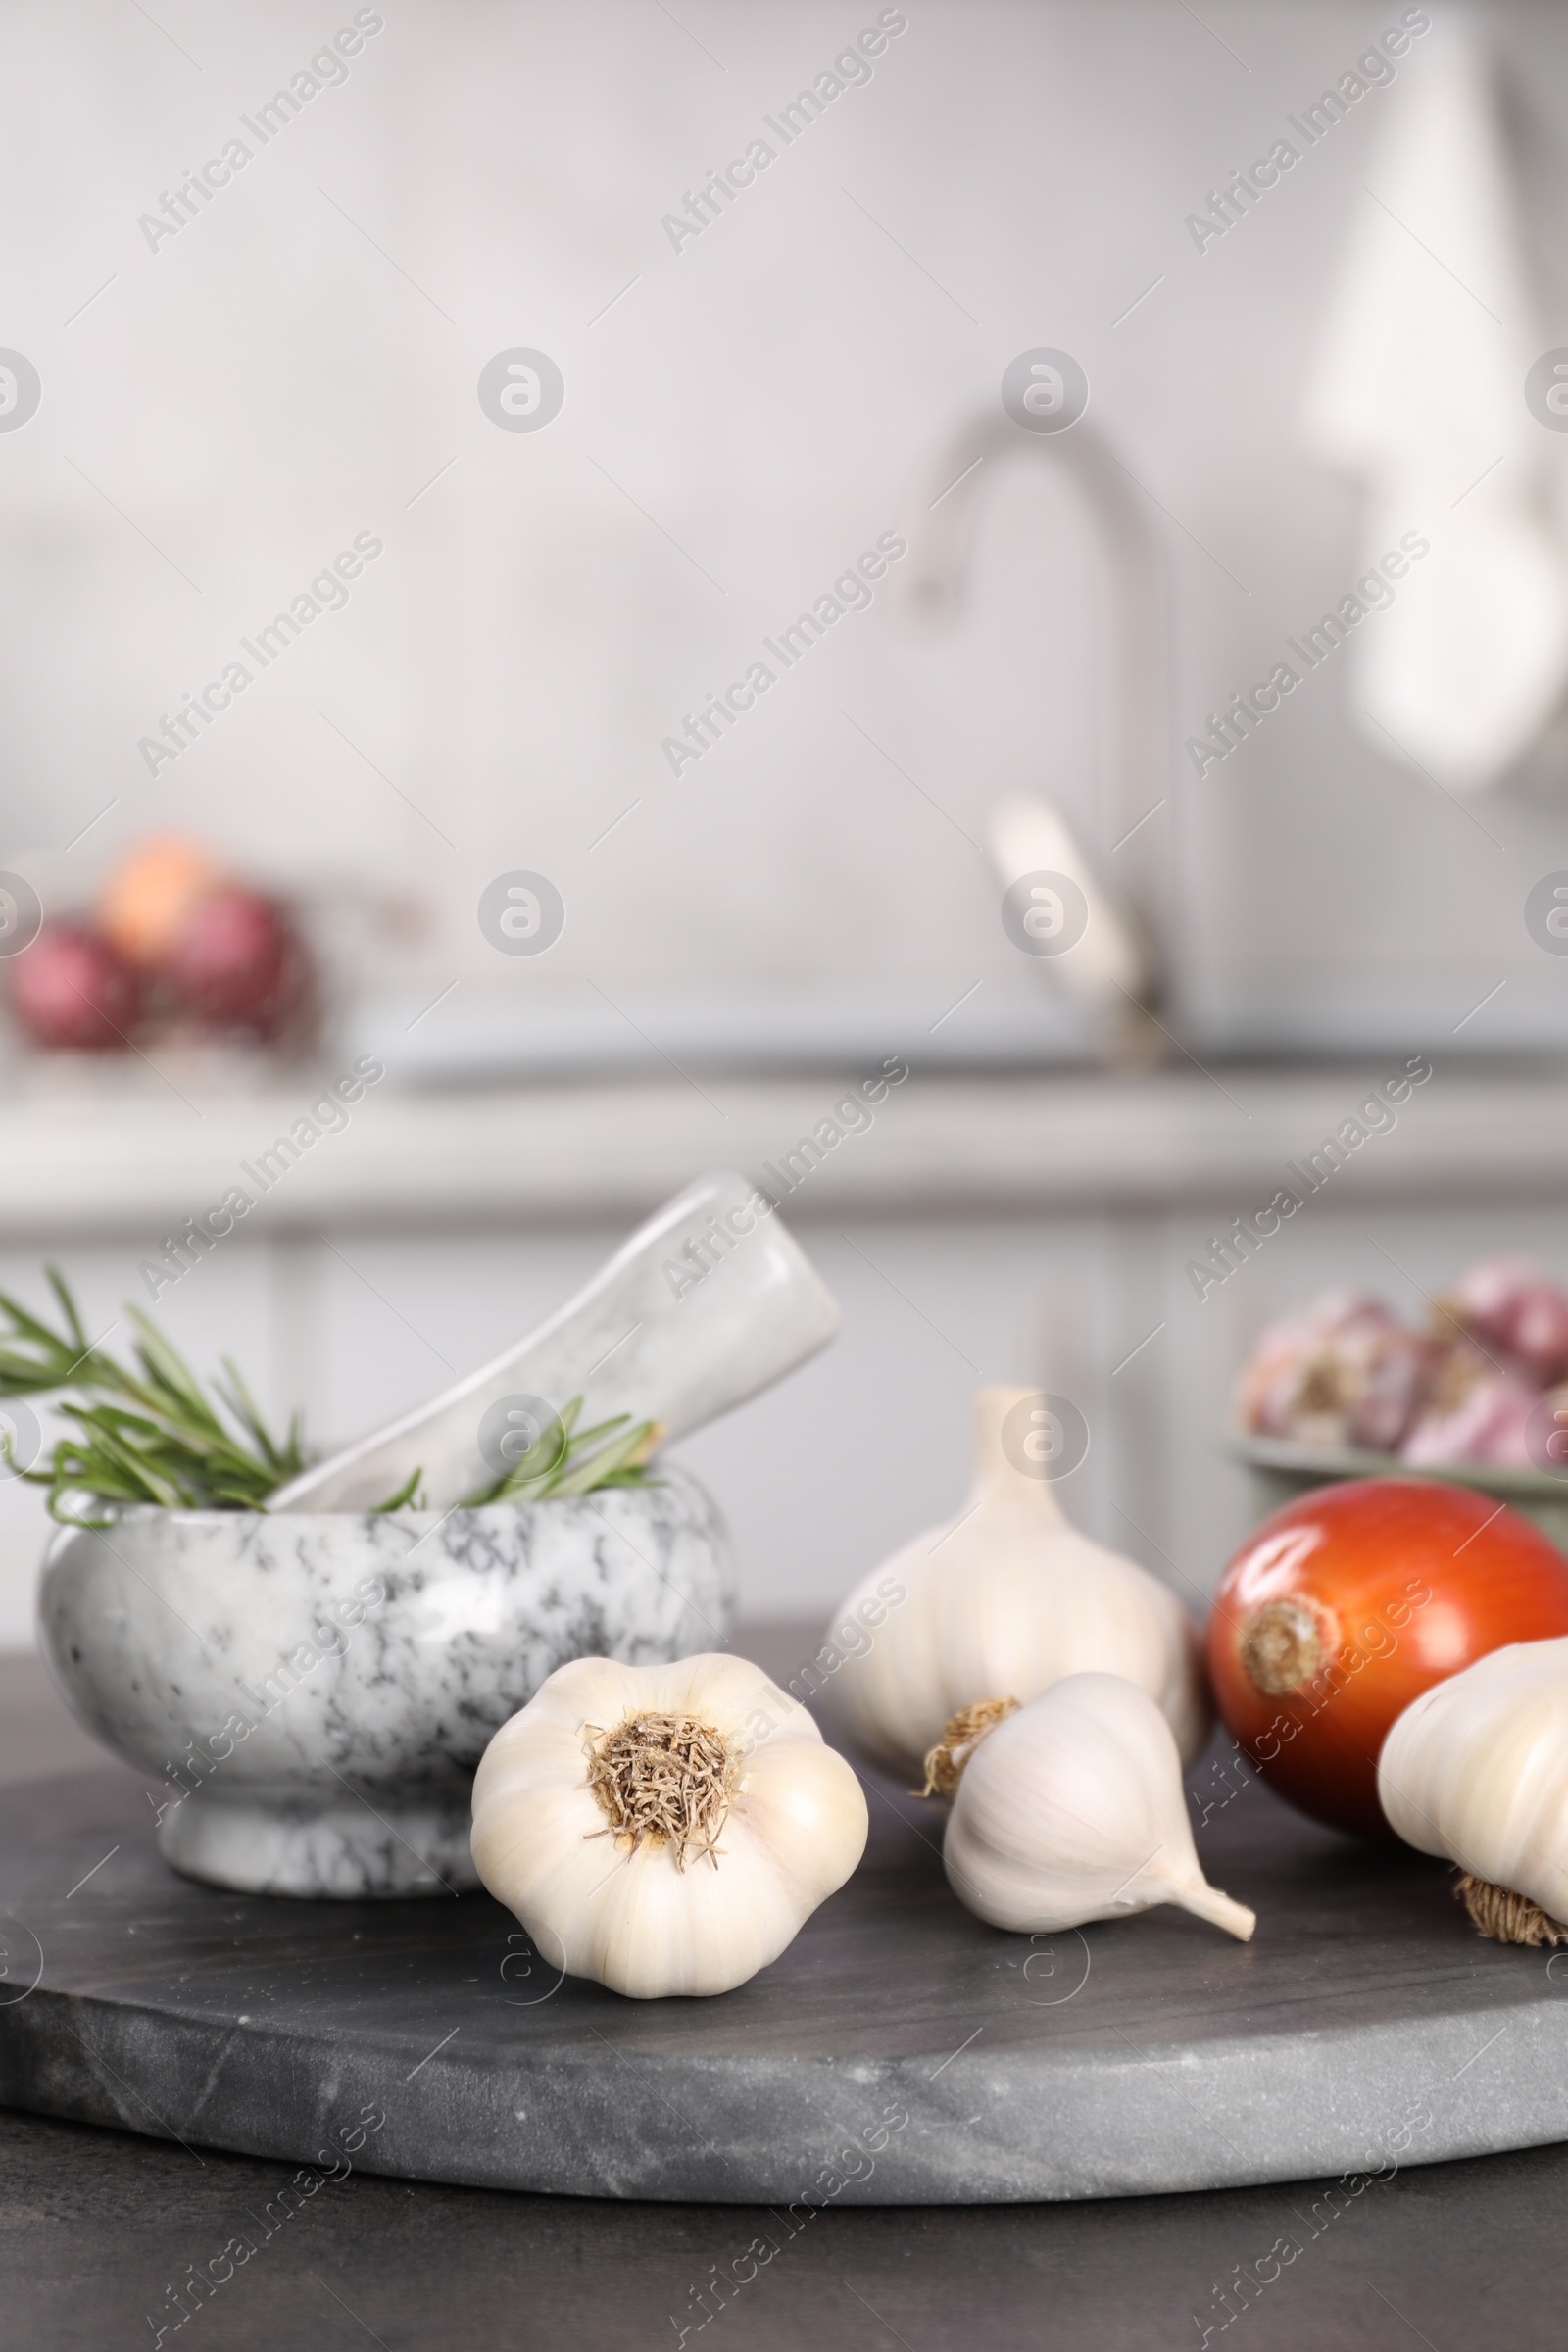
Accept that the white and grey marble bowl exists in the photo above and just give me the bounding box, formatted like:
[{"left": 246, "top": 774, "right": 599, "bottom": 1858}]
[{"left": 36, "top": 1468, "right": 734, "bottom": 1899}]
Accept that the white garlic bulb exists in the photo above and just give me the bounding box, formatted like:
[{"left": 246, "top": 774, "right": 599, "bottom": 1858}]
[
  {"left": 822, "top": 1387, "right": 1209, "bottom": 1777},
  {"left": 470, "top": 1653, "right": 867, "bottom": 1998},
  {"left": 943, "top": 1673, "right": 1255, "bottom": 1940},
  {"left": 1379, "top": 1637, "right": 1568, "bottom": 1943}
]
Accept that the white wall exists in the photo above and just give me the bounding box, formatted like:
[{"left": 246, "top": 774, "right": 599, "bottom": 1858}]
[{"left": 2, "top": 2, "right": 1568, "bottom": 1054}]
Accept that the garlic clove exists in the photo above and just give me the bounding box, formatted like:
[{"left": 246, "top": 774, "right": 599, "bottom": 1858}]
[
  {"left": 1379, "top": 1636, "right": 1568, "bottom": 1940},
  {"left": 942, "top": 1673, "right": 1255, "bottom": 1941},
  {"left": 471, "top": 1652, "right": 868, "bottom": 1998},
  {"left": 825, "top": 1387, "right": 1210, "bottom": 1780}
]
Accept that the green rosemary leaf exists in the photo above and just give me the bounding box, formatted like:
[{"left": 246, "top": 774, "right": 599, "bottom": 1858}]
[
  {"left": 56, "top": 1424, "right": 182, "bottom": 1508},
  {"left": 454, "top": 1398, "right": 657, "bottom": 1509},
  {"left": 44, "top": 1265, "right": 91, "bottom": 1358},
  {"left": 0, "top": 1272, "right": 315, "bottom": 1516},
  {"left": 458, "top": 1414, "right": 574, "bottom": 1506},
  {"left": 213, "top": 1355, "right": 296, "bottom": 1474},
  {"left": 454, "top": 1465, "right": 540, "bottom": 1508},
  {"left": 48, "top": 1494, "right": 118, "bottom": 1531},
  {"left": 125, "top": 1307, "right": 226, "bottom": 1432},
  {"left": 561, "top": 1413, "right": 638, "bottom": 1449},
  {"left": 0, "top": 1290, "right": 86, "bottom": 1394},
  {"left": 370, "top": 1466, "right": 425, "bottom": 1514},
  {"left": 544, "top": 1418, "right": 658, "bottom": 1497}
]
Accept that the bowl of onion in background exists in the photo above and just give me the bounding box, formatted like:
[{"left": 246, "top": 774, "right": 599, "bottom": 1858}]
[
  {"left": 1228, "top": 1257, "right": 1568, "bottom": 1555},
  {"left": 3, "top": 832, "right": 319, "bottom": 1063}
]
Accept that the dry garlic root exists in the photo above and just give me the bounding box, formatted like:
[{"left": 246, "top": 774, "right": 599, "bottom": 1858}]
[
  {"left": 920, "top": 1697, "right": 1020, "bottom": 1798},
  {"left": 471, "top": 1654, "right": 868, "bottom": 1998},
  {"left": 1379, "top": 1637, "right": 1568, "bottom": 1945},
  {"left": 824, "top": 1388, "right": 1210, "bottom": 1783},
  {"left": 938, "top": 1673, "right": 1256, "bottom": 1941}
]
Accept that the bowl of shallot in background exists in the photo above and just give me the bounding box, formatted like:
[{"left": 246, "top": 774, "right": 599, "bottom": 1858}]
[
  {"left": 1227, "top": 1257, "right": 1568, "bottom": 1556},
  {"left": 2, "top": 832, "right": 319, "bottom": 1065}
]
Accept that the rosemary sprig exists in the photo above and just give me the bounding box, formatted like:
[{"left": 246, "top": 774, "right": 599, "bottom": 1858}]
[
  {"left": 0, "top": 1268, "right": 661, "bottom": 1526},
  {"left": 0, "top": 1268, "right": 307, "bottom": 1526},
  {"left": 385, "top": 1396, "right": 661, "bottom": 1512}
]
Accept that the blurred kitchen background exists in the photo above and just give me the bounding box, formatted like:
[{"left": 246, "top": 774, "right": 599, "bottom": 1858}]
[{"left": 0, "top": 0, "right": 1566, "bottom": 1643}]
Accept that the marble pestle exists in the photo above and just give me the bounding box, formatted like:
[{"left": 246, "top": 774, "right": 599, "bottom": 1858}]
[{"left": 267, "top": 1169, "right": 839, "bottom": 1513}]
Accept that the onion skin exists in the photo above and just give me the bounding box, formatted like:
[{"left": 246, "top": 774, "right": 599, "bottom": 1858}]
[
  {"left": 10, "top": 924, "right": 141, "bottom": 1052},
  {"left": 1206, "top": 1479, "right": 1568, "bottom": 1838}
]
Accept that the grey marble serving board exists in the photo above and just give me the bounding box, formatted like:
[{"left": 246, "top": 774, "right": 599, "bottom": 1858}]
[{"left": 1, "top": 1748, "right": 1566, "bottom": 2204}]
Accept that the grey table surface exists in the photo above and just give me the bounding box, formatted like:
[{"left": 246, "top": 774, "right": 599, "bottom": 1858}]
[{"left": 0, "top": 1639, "right": 1565, "bottom": 2349}]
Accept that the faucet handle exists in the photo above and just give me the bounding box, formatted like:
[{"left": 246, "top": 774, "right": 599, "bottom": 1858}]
[{"left": 988, "top": 790, "right": 1150, "bottom": 1012}]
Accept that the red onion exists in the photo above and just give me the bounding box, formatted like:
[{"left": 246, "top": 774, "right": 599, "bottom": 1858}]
[{"left": 9, "top": 924, "right": 140, "bottom": 1052}]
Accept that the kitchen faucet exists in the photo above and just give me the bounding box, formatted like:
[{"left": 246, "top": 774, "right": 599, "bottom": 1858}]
[{"left": 897, "top": 407, "right": 1173, "bottom": 1060}]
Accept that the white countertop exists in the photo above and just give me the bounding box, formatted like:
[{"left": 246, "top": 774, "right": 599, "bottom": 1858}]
[{"left": 0, "top": 1060, "right": 1560, "bottom": 1232}]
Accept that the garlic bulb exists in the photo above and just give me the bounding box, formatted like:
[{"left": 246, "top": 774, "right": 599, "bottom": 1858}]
[
  {"left": 1236, "top": 1288, "right": 1426, "bottom": 1452},
  {"left": 1439, "top": 1255, "right": 1568, "bottom": 1389},
  {"left": 470, "top": 1653, "right": 867, "bottom": 1998},
  {"left": 1379, "top": 1638, "right": 1568, "bottom": 1944},
  {"left": 822, "top": 1386, "right": 1209, "bottom": 1777},
  {"left": 943, "top": 1673, "right": 1255, "bottom": 1940}
]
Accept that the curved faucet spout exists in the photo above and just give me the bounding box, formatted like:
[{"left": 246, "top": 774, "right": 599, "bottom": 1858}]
[{"left": 898, "top": 410, "right": 1174, "bottom": 1016}]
